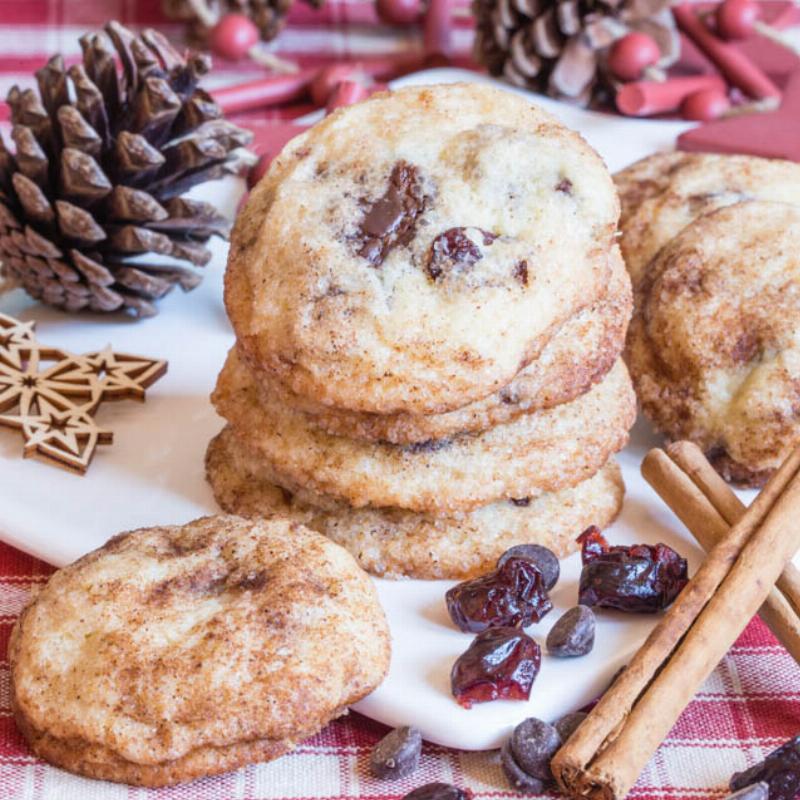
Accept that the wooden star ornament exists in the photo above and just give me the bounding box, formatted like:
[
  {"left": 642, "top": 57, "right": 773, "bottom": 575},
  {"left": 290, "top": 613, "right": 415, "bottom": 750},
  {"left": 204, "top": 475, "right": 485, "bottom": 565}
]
[{"left": 0, "top": 312, "right": 167, "bottom": 473}]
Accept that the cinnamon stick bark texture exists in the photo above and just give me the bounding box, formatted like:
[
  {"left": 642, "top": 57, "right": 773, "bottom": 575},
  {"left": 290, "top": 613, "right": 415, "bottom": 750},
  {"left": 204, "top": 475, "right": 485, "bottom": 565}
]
[
  {"left": 552, "top": 444, "right": 800, "bottom": 800},
  {"left": 643, "top": 444, "right": 800, "bottom": 663},
  {"left": 665, "top": 441, "right": 800, "bottom": 620}
]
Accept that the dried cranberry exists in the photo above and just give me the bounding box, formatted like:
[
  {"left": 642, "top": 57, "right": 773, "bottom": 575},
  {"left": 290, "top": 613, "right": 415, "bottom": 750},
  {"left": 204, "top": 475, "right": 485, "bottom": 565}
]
[
  {"left": 426, "top": 227, "right": 497, "bottom": 281},
  {"left": 445, "top": 558, "right": 552, "bottom": 633},
  {"left": 577, "top": 526, "right": 688, "bottom": 613},
  {"left": 730, "top": 735, "right": 800, "bottom": 800},
  {"left": 358, "top": 161, "right": 427, "bottom": 266},
  {"left": 451, "top": 627, "right": 541, "bottom": 709}
]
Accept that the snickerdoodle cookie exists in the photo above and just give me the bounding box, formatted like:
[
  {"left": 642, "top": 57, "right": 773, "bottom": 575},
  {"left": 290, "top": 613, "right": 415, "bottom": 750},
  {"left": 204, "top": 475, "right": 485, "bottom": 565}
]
[
  {"left": 258, "top": 245, "right": 632, "bottom": 444},
  {"left": 226, "top": 82, "right": 619, "bottom": 415},
  {"left": 206, "top": 426, "right": 625, "bottom": 579},
  {"left": 615, "top": 152, "right": 800, "bottom": 288},
  {"left": 212, "top": 350, "right": 635, "bottom": 513},
  {"left": 626, "top": 200, "right": 800, "bottom": 487},
  {"left": 9, "top": 516, "right": 389, "bottom": 786}
]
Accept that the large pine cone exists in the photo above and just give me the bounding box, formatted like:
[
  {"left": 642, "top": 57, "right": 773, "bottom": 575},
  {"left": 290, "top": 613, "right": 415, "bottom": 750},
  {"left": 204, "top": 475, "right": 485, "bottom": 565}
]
[
  {"left": 0, "top": 22, "right": 252, "bottom": 318},
  {"left": 473, "top": 0, "right": 680, "bottom": 106}
]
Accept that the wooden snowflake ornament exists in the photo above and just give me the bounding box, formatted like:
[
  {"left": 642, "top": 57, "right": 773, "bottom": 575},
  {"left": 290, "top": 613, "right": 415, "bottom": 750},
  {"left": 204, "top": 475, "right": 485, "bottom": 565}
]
[{"left": 0, "top": 313, "right": 166, "bottom": 473}]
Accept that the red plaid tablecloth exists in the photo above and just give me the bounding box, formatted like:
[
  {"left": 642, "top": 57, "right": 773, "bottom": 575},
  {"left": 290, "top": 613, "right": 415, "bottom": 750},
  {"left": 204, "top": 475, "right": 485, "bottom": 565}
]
[{"left": 0, "top": 2, "right": 799, "bottom": 798}]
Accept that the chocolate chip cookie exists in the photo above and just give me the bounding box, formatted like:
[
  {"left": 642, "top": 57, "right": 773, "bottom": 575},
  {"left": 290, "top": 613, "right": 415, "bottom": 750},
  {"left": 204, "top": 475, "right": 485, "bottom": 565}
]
[
  {"left": 226, "top": 83, "right": 619, "bottom": 415},
  {"left": 10, "top": 516, "right": 389, "bottom": 786},
  {"left": 259, "top": 245, "right": 632, "bottom": 444},
  {"left": 212, "top": 349, "right": 635, "bottom": 513},
  {"left": 615, "top": 152, "right": 800, "bottom": 289},
  {"left": 206, "top": 426, "right": 625, "bottom": 579},
  {"left": 626, "top": 200, "right": 800, "bottom": 487}
]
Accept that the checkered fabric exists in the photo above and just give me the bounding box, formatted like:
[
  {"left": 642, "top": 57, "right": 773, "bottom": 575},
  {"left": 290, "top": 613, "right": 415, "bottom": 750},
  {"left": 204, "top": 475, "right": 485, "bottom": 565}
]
[{"left": 0, "top": 1, "right": 798, "bottom": 798}]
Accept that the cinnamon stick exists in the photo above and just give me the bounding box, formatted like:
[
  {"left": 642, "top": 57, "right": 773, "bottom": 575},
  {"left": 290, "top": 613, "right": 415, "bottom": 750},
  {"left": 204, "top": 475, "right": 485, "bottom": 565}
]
[
  {"left": 666, "top": 441, "right": 800, "bottom": 619},
  {"left": 552, "top": 444, "right": 800, "bottom": 800},
  {"left": 642, "top": 446, "right": 800, "bottom": 663}
]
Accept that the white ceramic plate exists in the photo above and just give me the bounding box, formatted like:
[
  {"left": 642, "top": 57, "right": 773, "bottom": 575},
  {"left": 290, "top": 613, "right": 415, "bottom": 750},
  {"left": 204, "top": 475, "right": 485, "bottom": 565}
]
[{"left": 0, "top": 69, "right": 743, "bottom": 751}]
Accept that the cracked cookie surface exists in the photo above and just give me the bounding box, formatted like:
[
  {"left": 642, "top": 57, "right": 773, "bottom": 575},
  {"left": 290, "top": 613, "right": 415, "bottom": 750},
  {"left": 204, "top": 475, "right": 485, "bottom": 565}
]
[
  {"left": 626, "top": 200, "right": 800, "bottom": 487},
  {"left": 615, "top": 152, "right": 800, "bottom": 289},
  {"left": 257, "top": 245, "right": 632, "bottom": 444},
  {"left": 10, "top": 516, "right": 389, "bottom": 786}
]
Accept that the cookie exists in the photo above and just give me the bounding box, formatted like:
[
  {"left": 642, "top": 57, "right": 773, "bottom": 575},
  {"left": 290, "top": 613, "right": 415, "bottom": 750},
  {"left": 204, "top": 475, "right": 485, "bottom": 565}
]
[
  {"left": 212, "top": 350, "right": 635, "bottom": 513},
  {"left": 261, "top": 245, "right": 632, "bottom": 444},
  {"left": 206, "top": 426, "right": 625, "bottom": 579},
  {"left": 9, "top": 516, "right": 390, "bottom": 786},
  {"left": 225, "top": 82, "right": 619, "bottom": 416},
  {"left": 626, "top": 200, "right": 800, "bottom": 487},
  {"left": 615, "top": 152, "right": 800, "bottom": 288}
]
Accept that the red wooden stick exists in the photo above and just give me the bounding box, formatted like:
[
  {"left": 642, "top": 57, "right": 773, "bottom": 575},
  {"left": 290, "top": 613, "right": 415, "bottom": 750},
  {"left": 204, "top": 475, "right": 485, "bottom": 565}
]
[
  {"left": 211, "top": 69, "right": 316, "bottom": 114},
  {"left": 672, "top": 3, "right": 781, "bottom": 99},
  {"left": 617, "top": 74, "right": 728, "bottom": 116}
]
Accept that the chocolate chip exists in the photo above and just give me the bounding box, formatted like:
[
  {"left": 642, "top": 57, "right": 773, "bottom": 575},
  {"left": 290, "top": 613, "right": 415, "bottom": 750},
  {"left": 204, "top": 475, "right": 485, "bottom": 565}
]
[
  {"left": 497, "top": 544, "right": 559, "bottom": 591},
  {"left": 403, "top": 783, "right": 470, "bottom": 800},
  {"left": 513, "top": 260, "right": 528, "bottom": 286},
  {"left": 501, "top": 740, "right": 545, "bottom": 795},
  {"left": 510, "top": 497, "right": 531, "bottom": 507},
  {"left": 404, "top": 438, "right": 451, "bottom": 455},
  {"left": 358, "top": 161, "right": 427, "bottom": 266},
  {"left": 556, "top": 178, "right": 573, "bottom": 194},
  {"left": 370, "top": 725, "right": 422, "bottom": 780},
  {"left": 510, "top": 717, "right": 561, "bottom": 782},
  {"left": 554, "top": 712, "right": 588, "bottom": 744},
  {"left": 546, "top": 605, "right": 595, "bottom": 657},
  {"left": 426, "top": 227, "right": 497, "bottom": 281},
  {"left": 724, "top": 784, "right": 770, "bottom": 800}
]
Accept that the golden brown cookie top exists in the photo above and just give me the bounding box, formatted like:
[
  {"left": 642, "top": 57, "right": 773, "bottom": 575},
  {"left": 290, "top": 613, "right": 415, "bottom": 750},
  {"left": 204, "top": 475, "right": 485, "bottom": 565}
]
[
  {"left": 615, "top": 152, "right": 800, "bottom": 288},
  {"left": 10, "top": 515, "right": 389, "bottom": 767},
  {"left": 226, "top": 83, "right": 619, "bottom": 415},
  {"left": 627, "top": 200, "right": 800, "bottom": 486}
]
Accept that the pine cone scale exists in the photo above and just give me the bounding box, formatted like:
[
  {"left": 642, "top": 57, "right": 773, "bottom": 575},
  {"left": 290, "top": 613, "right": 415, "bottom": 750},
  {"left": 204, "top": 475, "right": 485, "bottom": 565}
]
[{"left": 473, "top": 0, "right": 679, "bottom": 105}]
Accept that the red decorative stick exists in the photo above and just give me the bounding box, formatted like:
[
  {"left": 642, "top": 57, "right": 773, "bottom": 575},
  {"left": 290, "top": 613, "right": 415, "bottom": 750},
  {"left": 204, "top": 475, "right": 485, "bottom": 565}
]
[
  {"left": 211, "top": 69, "right": 316, "bottom": 114},
  {"left": 672, "top": 3, "right": 781, "bottom": 99},
  {"left": 617, "top": 74, "right": 727, "bottom": 116},
  {"left": 212, "top": 53, "right": 429, "bottom": 115},
  {"left": 424, "top": 0, "right": 454, "bottom": 57}
]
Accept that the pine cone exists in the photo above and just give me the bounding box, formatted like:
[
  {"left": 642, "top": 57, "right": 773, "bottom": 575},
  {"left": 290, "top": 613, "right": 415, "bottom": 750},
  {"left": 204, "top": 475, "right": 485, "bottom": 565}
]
[
  {"left": 163, "top": 0, "right": 323, "bottom": 44},
  {"left": 0, "top": 22, "right": 253, "bottom": 318},
  {"left": 473, "top": 0, "right": 680, "bottom": 106}
]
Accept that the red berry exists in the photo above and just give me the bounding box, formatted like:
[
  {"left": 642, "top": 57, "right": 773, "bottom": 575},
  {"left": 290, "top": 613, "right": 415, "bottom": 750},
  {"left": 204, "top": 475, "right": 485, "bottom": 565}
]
[
  {"left": 608, "top": 32, "right": 661, "bottom": 81},
  {"left": 716, "top": 0, "right": 760, "bottom": 40},
  {"left": 311, "top": 63, "right": 359, "bottom": 106},
  {"left": 681, "top": 87, "right": 731, "bottom": 121},
  {"left": 326, "top": 80, "right": 370, "bottom": 113},
  {"left": 376, "top": 0, "right": 423, "bottom": 25},
  {"left": 209, "top": 13, "right": 259, "bottom": 61}
]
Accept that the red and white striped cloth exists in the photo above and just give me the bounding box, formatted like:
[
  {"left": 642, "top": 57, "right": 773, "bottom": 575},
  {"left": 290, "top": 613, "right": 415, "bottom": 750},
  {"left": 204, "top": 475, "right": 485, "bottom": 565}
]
[{"left": 0, "top": 2, "right": 799, "bottom": 798}]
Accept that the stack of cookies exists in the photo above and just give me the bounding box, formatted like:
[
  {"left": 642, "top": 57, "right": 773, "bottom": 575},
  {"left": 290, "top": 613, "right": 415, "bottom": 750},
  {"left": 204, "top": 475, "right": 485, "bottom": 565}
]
[
  {"left": 206, "top": 83, "right": 637, "bottom": 579},
  {"left": 616, "top": 152, "right": 800, "bottom": 488}
]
